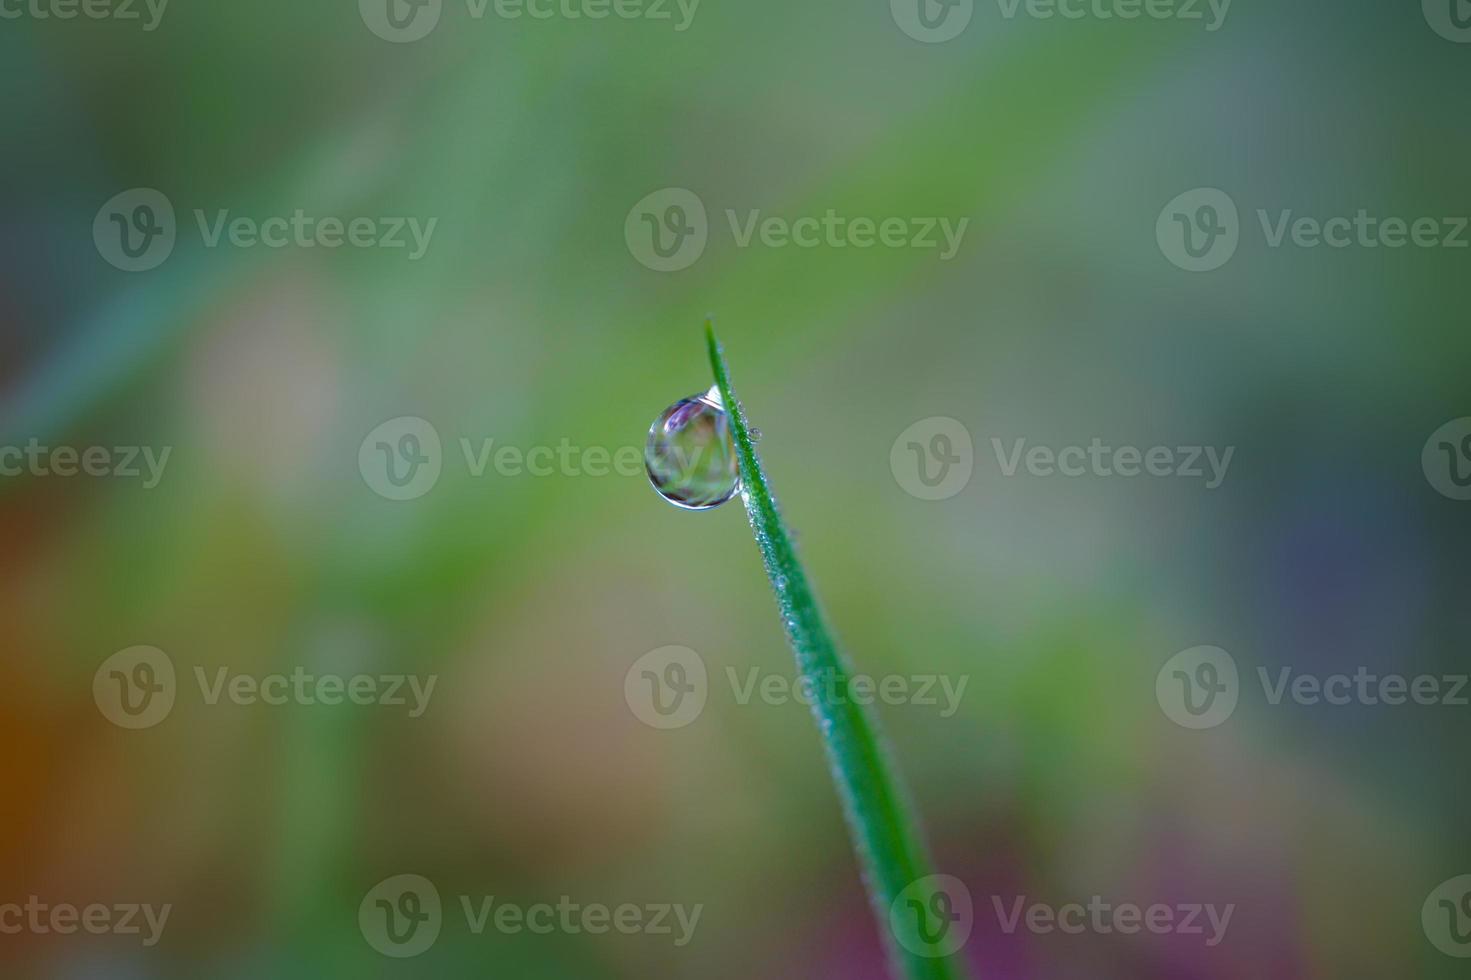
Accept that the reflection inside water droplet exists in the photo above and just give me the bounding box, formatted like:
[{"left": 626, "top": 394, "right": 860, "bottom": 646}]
[{"left": 645, "top": 386, "right": 741, "bottom": 511}]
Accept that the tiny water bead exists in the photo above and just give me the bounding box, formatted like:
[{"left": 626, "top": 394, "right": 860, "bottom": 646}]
[{"left": 645, "top": 386, "right": 741, "bottom": 510}]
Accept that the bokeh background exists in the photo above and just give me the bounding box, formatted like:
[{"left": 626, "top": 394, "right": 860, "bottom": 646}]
[{"left": 2, "top": 0, "right": 1469, "bottom": 976}]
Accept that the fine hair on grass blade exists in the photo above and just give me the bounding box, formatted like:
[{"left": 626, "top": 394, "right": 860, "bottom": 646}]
[{"left": 703, "top": 321, "right": 973, "bottom": 980}]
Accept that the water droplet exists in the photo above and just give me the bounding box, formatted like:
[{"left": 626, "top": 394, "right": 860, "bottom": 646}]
[
  {"left": 645, "top": 386, "right": 741, "bottom": 510},
  {"left": 750, "top": 427, "right": 763, "bottom": 443}
]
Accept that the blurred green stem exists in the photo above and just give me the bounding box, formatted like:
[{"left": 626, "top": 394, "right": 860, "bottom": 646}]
[{"left": 705, "top": 322, "right": 970, "bottom": 980}]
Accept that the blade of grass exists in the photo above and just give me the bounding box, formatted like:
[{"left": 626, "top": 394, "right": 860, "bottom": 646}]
[{"left": 704, "top": 321, "right": 971, "bottom": 980}]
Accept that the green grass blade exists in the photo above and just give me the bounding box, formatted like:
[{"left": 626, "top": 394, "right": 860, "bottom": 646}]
[{"left": 704, "top": 321, "right": 972, "bottom": 980}]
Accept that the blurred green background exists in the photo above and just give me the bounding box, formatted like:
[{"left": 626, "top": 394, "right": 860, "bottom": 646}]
[{"left": 2, "top": 0, "right": 1469, "bottom": 976}]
